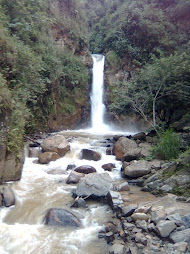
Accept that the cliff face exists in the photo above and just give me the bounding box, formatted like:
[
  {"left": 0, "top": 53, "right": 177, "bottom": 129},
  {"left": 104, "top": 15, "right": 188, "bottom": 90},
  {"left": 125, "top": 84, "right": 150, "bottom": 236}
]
[{"left": 0, "top": 0, "right": 92, "bottom": 182}]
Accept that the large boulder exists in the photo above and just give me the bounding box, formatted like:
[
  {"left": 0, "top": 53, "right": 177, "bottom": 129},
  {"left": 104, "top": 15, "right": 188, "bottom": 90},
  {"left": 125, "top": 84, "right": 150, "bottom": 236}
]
[
  {"left": 40, "top": 135, "right": 70, "bottom": 157},
  {"left": 155, "top": 220, "right": 176, "bottom": 238},
  {"left": 44, "top": 208, "right": 82, "bottom": 228},
  {"left": 112, "top": 137, "right": 138, "bottom": 160},
  {"left": 182, "top": 213, "right": 190, "bottom": 229},
  {"left": 123, "top": 160, "right": 151, "bottom": 178},
  {"left": 151, "top": 206, "right": 167, "bottom": 224},
  {"left": 0, "top": 186, "right": 15, "bottom": 207},
  {"left": 139, "top": 143, "right": 152, "bottom": 158},
  {"left": 66, "top": 171, "right": 84, "bottom": 184},
  {"left": 121, "top": 148, "right": 141, "bottom": 162},
  {"left": 80, "top": 149, "right": 101, "bottom": 161},
  {"left": 74, "top": 165, "right": 96, "bottom": 174},
  {"left": 39, "top": 152, "right": 60, "bottom": 164},
  {"left": 169, "top": 228, "right": 190, "bottom": 244},
  {"left": 75, "top": 173, "right": 112, "bottom": 198},
  {"left": 133, "top": 132, "right": 146, "bottom": 141},
  {"left": 2, "top": 151, "right": 24, "bottom": 182}
]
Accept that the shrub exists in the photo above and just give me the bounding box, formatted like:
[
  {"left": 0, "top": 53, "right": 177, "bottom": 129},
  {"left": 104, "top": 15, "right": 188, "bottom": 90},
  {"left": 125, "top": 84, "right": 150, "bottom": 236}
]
[{"left": 153, "top": 129, "right": 180, "bottom": 160}]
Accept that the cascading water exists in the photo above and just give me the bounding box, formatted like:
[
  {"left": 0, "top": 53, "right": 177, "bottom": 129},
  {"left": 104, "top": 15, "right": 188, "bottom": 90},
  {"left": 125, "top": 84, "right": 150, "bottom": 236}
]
[
  {"left": 90, "top": 54, "right": 109, "bottom": 132},
  {"left": 0, "top": 54, "right": 138, "bottom": 254}
]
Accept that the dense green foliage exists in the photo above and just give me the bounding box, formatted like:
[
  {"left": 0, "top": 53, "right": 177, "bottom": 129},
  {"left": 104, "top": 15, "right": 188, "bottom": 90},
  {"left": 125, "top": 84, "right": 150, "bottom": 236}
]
[
  {"left": 0, "top": 0, "right": 89, "bottom": 156},
  {"left": 84, "top": 0, "right": 190, "bottom": 127},
  {"left": 152, "top": 129, "right": 180, "bottom": 160},
  {"left": 110, "top": 53, "right": 190, "bottom": 126}
]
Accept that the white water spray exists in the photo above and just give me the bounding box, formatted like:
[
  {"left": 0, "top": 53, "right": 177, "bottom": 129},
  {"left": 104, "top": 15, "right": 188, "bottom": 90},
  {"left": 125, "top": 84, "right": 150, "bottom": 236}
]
[{"left": 91, "top": 54, "right": 109, "bottom": 132}]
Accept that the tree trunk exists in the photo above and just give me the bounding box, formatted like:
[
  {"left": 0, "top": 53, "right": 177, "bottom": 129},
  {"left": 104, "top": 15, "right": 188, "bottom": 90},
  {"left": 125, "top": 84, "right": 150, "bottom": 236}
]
[{"left": 153, "top": 99, "right": 156, "bottom": 126}]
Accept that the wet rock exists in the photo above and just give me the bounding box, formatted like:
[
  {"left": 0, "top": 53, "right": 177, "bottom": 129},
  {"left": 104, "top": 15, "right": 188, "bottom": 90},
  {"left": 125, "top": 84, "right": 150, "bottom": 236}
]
[
  {"left": 105, "top": 231, "right": 115, "bottom": 243},
  {"left": 102, "top": 163, "right": 115, "bottom": 171},
  {"left": 135, "top": 232, "right": 147, "bottom": 245},
  {"left": 41, "top": 135, "right": 70, "bottom": 157},
  {"left": 133, "top": 132, "right": 146, "bottom": 141},
  {"left": 80, "top": 149, "right": 101, "bottom": 161},
  {"left": 121, "top": 204, "right": 138, "bottom": 217},
  {"left": 167, "top": 213, "right": 183, "bottom": 226},
  {"left": 116, "top": 182, "right": 130, "bottom": 192},
  {"left": 0, "top": 186, "right": 15, "bottom": 207},
  {"left": 148, "top": 223, "right": 156, "bottom": 232},
  {"left": 161, "top": 162, "right": 177, "bottom": 173},
  {"left": 176, "top": 196, "right": 187, "bottom": 202},
  {"left": 171, "top": 174, "right": 190, "bottom": 187},
  {"left": 2, "top": 151, "right": 24, "bottom": 182},
  {"left": 151, "top": 206, "right": 167, "bottom": 224},
  {"left": 123, "top": 160, "right": 151, "bottom": 178},
  {"left": 156, "top": 220, "right": 176, "bottom": 238},
  {"left": 160, "top": 184, "right": 173, "bottom": 193},
  {"left": 139, "top": 143, "right": 152, "bottom": 158},
  {"left": 106, "top": 148, "right": 112, "bottom": 155},
  {"left": 121, "top": 148, "right": 141, "bottom": 162},
  {"left": 136, "top": 220, "right": 148, "bottom": 231},
  {"left": 105, "top": 222, "right": 118, "bottom": 234},
  {"left": 123, "top": 222, "right": 135, "bottom": 230},
  {"left": 70, "top": 197, "right": 87, "bottom": 208},
  {"left": 74, "top": 165, "right": 96, "bottom": 174},
  {"left": 150, "top": 160, "right": 161, "bottom": 170},
  {"left": 135, "top": 205, "right": 152, "bottom": 214},
  {"left": 113, "top": 137, "right": 138, "bottom": 160},
  {"left": 109, "top": 243, "right": 126, "bottom": 254},
  {"left": 75, "top": 173, "right": 112, "bottom": 198},
  {"left": 66, "top": 171, "right": 84, "bottom": 184},
  {"left": 44, "top": 208, "right": 82, "bottom": 228},
  {"left": 38, "top": 152, "right": 60, "bottom": 164},
  {"left": 181, "top": 213, "right": 190, "bottom": 229},
  {"left": 66, "top": 164, "right": 76, "bottom": 170},
  {"left": 174, "top": 242, "right": 188, "bottom": 253},
  {"left": 107, "top": 191, "right": 123, "bottom": 211},
  {"left": 131, "top": 213, "right": 149, "bottom": 221},
  {"left": 28, "top": 147, "right": 42, "bottom": 158},
  {"left": 169, "top": 228, "right": 190, "bottom": 243},
  {"left": 45, "top": 167, "right": 66, "bottom": 175}
]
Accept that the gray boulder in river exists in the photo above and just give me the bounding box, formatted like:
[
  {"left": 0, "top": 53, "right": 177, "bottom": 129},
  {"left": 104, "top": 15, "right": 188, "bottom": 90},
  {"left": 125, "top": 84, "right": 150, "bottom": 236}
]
[
  {"left": 44, "top": 208, "right": 82, "bottom": 228},
  {"left": 40, "top": 135, "right": 70, "bottom": 157},
  {"left": 0, "top": 186, "right": 15, "bottom": 207},
  {"left": 80, "top": 149, "right": 101, "bottom": 161},
  {"left": 112, "top": 137, "right": 138, "bottom": 160},
  {"left": 75, "top": 173, "right": 112, "bottom": 198}
]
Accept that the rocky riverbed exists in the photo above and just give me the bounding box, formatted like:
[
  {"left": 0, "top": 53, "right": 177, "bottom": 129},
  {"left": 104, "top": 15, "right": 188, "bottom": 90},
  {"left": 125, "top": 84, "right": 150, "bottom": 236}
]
[{"left": 0, "top": 130, "right": 190, "bottom": 254}]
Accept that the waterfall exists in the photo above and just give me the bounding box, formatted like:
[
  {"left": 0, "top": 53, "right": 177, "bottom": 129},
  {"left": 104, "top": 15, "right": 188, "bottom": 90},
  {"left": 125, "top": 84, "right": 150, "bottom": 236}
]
[{"left": 90, "top": 54, "right": 109, "bottom": 132}]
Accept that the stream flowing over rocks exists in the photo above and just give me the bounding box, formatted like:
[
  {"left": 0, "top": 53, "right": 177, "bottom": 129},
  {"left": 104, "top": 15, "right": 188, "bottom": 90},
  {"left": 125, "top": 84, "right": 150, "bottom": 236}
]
[{"left": 0, "top": 131, "right": 190, "bottom": 254}]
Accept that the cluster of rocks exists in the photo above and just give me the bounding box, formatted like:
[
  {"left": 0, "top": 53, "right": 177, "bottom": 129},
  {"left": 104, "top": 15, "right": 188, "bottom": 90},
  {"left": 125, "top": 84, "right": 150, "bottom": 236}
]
[
  {"left": 102, "top": 193, "right": 190, "bottom": 254},
  {"left": 111, "top": 132, "right": 190, "bottom": 199},
  {"left": 29, "top": 132, "right": 190, "bottom": 253},
  {"left": 28, "top": 134, "right": 70, "bottom": 164}
]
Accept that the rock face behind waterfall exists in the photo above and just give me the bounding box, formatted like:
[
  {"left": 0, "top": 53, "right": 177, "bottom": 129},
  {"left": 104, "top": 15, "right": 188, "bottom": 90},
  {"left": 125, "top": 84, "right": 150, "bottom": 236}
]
[
  {"left": 75, "top": 173, "right": 112, "bottom": 198},
  {"left": 41, "top": 135, "right": 70, "bottom": 156},
  {"left": 44, "top": 208, "right": 82, "bottom": 228}
]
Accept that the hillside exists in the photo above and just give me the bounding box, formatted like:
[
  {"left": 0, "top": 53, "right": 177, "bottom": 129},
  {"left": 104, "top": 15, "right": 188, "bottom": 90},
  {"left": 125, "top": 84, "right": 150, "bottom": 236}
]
[
  {"left": 84, "top": 0, "right": 190, "bottom": 129},
  {"left": 0, "top": 0, "right": 91, "bottom": 182}
]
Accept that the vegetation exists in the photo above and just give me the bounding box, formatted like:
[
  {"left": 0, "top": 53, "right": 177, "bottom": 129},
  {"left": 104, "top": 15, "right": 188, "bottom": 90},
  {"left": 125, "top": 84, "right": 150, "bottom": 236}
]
[
  {"left": 152, "top": 129, "right": 180, "bottom": 160},
  {"left": 83, "top": 0, "right": 190, "bottom": 127},
  {"left": 0, "top": 0, "right": 90, "bottom": 158}
]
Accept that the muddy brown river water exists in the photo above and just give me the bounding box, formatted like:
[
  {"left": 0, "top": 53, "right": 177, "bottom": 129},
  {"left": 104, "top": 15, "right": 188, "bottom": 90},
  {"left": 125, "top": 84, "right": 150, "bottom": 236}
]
[{"left": 0, "top": 131, "right": 189, "bottom": 254}]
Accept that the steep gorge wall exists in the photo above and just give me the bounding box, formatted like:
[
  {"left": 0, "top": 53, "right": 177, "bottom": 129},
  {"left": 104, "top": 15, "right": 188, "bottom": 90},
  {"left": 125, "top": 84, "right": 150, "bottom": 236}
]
[{"left": 0, "top": 0, "right": 92, "bottom": 182}]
